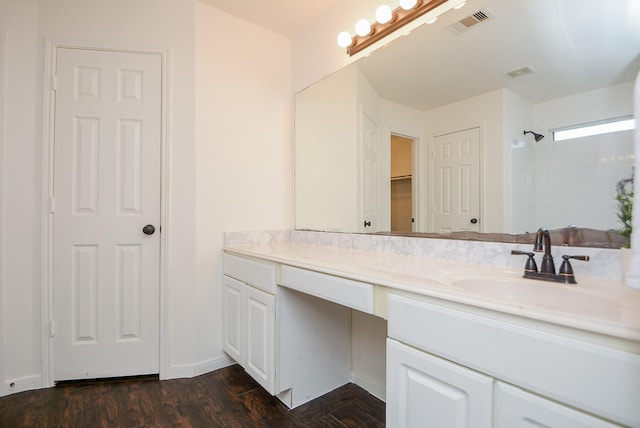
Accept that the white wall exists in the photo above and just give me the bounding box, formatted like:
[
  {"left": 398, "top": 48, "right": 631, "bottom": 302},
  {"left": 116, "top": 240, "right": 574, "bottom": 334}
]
[
  {"left": 504, "top": 90, "right": 535, "bottom": 234},
  {"left": 195, "top": 2, "right": 291, "bottom": 368},
  {"left": 0, "top": 0, "right": 41, "bottom": 395},
  {"left": 0, "top": 0, "right": 292, "bottom": 396},
  {"left": 295, "top": 65, "right": 358, "bottom": 231}
]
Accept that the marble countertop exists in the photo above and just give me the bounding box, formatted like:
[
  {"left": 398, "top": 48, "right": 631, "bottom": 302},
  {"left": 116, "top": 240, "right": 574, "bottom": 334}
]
[{"left": 224, "top": 242, "right": 640, "bottom": 344}]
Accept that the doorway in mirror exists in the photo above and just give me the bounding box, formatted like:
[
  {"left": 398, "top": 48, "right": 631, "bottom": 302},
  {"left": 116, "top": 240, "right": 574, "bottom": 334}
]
[{"left": 391, "top": 135, "right": 415, "bottom": 232}]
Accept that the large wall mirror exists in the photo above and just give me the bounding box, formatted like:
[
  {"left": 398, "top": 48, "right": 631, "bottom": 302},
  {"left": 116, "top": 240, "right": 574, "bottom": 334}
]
[{"left": 295, "top": 0, "right": 639, "bottom": 246}]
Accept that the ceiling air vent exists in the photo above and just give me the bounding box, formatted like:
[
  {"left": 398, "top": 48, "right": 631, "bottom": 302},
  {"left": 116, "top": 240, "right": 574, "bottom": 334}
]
[
  {"left": 448, "top": 9, "right": 494, "bottom": 34},
  {"left": 506, "top": 65, "right": 534, "bottom": 79}
]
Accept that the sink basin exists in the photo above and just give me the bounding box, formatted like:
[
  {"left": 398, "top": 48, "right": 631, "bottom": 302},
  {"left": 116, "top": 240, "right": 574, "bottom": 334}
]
[{"left": 451, "top": 277, "right": 621, "bottom": 318}]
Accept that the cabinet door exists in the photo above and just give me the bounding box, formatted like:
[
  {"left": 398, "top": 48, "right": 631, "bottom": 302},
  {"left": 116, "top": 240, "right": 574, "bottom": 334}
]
[
  {"left": 495, "top": 382, "right": 619, "bottom": 428},
  {"left": 387, "top": 339, "right": 493, "bottom": 428},
  {"left": 245, "top": 285, "right": 275, "bottom": 395},
  {"left": 222, "top": 275, "right": 244, "bottom": 365}
]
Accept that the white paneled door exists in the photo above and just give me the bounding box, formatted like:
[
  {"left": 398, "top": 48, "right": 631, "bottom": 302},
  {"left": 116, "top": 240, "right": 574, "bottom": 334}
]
[
  {"left": 52, "top": 48, "right": 161, "bottom": 381},
  {"left": 361, "top": 112, "right": 379, "bottom": 232},
  {"left": 432, "top": 128, "right": 480, "bottom": 233}
]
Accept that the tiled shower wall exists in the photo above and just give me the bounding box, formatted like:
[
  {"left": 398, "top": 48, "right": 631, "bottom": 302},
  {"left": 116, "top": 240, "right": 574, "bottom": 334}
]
[{"left": 511, "top": 81, "right": 634, "bottom": 233}]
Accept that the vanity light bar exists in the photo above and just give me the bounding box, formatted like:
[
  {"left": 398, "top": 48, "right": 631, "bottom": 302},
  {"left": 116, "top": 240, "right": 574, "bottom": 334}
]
[{"left": 338, "top": 0, "right": 455, "bottom": 56}]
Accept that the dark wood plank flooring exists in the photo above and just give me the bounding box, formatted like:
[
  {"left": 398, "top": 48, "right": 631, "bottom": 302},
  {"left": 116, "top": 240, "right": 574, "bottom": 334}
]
[{"left": 0, "top": 364, "right": 385, "bottom": 427}]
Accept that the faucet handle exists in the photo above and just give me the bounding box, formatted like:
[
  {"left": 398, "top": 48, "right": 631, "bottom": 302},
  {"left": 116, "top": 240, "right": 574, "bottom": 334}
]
[
  {"left": 559, "top": 255, "right": 590, "bottom": 277},
  {"left": 511, "top": 250, "right": 538, "bottom": 272}
]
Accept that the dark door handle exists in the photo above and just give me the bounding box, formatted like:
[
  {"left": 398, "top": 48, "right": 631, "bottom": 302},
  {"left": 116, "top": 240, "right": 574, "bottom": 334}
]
[
  {"left": 470, "top": 218, "right": 478, "bottom": 224},
  {"left": 142, "top": 224, "right": 156, "bottom": 235},
  {"left": 364, "top": 221, "right": 371, "bottom": 227}
]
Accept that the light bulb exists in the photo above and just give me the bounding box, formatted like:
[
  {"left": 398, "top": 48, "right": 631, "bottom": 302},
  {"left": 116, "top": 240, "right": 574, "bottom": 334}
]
[
  {"left": 399, "top": 0, "right": 418, "bottom": 10},
  {"left": 375, "top": 5, "right": 393, "bottom": 24},
  {"left": 355, "top": 18, "right": 372, "bottom": 37},
  {"left": 337, "top": 31, "right": 353, "bottom": 48}
]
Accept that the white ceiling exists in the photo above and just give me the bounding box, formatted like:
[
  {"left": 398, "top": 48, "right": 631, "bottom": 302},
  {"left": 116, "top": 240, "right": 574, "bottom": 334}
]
[
  {"left": 198, "top": 0, "right": 341, "bottom": 38},
  {"left": 354, "top": 0, "right": 640, "bottom": 110}
]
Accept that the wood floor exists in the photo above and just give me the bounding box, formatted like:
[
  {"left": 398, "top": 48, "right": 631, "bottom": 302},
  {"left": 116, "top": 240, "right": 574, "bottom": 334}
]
[{"left": 0, "top": 364, "right": 385, "bottom": 427}]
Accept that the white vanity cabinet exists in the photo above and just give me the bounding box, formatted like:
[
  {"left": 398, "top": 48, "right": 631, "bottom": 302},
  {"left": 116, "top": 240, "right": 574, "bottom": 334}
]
[
  {"left": 222, "top": 253, "right": 277, "bottom": 394},
  {"left": 387, "top": 293, "right": 639, "bottom": 427},
  {"left": 223, "top": 252, "right": 359, "bottom": 409},
  {"left": 222, "top": 244, "right": 639, "bottom": 426},
  {"left": 387, "top": 338, "right": 493, "bottom": 427}
]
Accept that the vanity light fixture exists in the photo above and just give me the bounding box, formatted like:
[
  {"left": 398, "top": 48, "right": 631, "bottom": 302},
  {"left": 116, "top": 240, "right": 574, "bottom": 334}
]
[
  {"left": 523, "top": 130, "right": 545, "bottom": 142},
  {"left": 375, "top": 5, "right": 394, "bottom": 25},
  {"left": 355, "top": 18, "right": 373, "bottom": 37},
  {"left": 399, "top": 0, "right": 418, "bottom": 10},
  {"left": 337, "top": 0, "right": 463, "bottom": 56},
  {"left": 337, "top": 31, "right": 353, "bottom": 48}
]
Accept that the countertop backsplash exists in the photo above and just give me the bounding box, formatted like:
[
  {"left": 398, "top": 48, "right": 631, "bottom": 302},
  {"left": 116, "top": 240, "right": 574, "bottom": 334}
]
[{"left": 224, "top": 230, "right": 622, "bottom": 281}]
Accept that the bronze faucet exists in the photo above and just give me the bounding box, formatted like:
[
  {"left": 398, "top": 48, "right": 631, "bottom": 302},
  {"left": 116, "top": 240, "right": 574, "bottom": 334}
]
[
  {"left": 534, "top": 227, "right": 555, "bottom": 274},
  {"left": 511, "top": 227, "right": 589, "bottom": 284}
]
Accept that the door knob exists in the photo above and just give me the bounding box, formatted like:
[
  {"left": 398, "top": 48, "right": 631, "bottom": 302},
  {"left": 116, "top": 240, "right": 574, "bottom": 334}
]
[
  {"left": 470, "top": 218, "right": 478, "bottom": 224},
  {"left": 142, "top": 224, "right": 156, "bottom": 235},
  {"left": 364, "top": 220, "right": 371, "bottom": 227}
]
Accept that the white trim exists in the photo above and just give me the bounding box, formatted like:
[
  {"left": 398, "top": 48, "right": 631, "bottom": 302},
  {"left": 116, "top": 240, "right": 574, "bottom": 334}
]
[
  {"left": 4, "top": 374, "right": 42, "bottom": 395},
  {"left": 0, "top": 28, "right": 8, "bottom": 396},
  {"left": 40, "top": 37, "right": 55, "bottom": 390},
  {"left": 158, "top": 48, "right": 171, "bottom": 380},
  {"left": 350, "top": 370, "right": 385, "bottom": 402},
  {"left": 629, "top": 71, "right": 640, "bottom": 290},
  {"left": 41, "top": 40, "right": 171, "bottom": 385},
  {"left": 164, "top": 354, "right": 235, "bottom": 380}
]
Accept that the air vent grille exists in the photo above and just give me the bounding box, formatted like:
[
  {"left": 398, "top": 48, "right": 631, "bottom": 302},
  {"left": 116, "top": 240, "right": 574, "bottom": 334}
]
[
  {"left": 506, "top": 65, "right": 534, "bottom": 79},
  {"left": 472, "top": 10, "right": 491, "bottom": 21},
  {"left": 448, "top": 8, "right": 494, "bottom": 34}
]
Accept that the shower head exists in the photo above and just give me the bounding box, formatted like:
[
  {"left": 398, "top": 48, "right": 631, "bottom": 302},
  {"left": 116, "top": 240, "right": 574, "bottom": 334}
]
[{"left": 523, "top": 130, "right": 544, "bottom": 142}]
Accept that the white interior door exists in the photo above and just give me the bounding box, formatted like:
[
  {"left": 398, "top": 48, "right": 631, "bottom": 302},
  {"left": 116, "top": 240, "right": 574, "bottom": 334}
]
[
  {"left": 52, "top": 48, "right": 162, "bottom": 381},
  {"left": 361, "top": 112, "right": 379, "bottom": 232},
  {"left": 431, "top": 128, "right": 480, "bottom": 233}
]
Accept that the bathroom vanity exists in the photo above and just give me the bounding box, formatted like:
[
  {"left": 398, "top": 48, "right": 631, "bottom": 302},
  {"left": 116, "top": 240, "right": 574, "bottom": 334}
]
[{"left": 222, "top": 231, "right": 640, "bottom": 427}]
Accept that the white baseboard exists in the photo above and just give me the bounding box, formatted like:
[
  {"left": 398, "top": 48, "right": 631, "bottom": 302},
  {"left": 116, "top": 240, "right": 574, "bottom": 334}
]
[
  {"left": 351, "top": 370, "right": 386, "bottom": 402},
  {"left": 2, "top": 374, "right": 43, "bottom": 397},
  {"left": 0, "top": 355, "right": 237, "bottom": 396},
  {"left": 162, "top": 353, "right": 234, "bottom": 380}
]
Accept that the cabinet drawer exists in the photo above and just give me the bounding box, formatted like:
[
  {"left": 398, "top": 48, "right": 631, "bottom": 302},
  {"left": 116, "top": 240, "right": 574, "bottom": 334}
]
[
  {"left": 495, "top": 382, "right": 617, "bottom": 427},
  {"left": 280, "top": 265, "right": 374, "bottom": 313},
  {"left": 388, "top": 294, "right": 640, "bottom": 427},
  {"left": 223, "top": 253, "right": 276, "bottom": 294}
]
